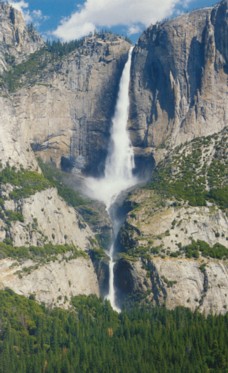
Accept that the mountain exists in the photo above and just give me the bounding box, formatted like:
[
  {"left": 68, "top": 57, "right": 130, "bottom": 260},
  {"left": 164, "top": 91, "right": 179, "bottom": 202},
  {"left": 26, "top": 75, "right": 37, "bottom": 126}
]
[
  {"left": 0, "top": 1, "right": 227, "bottom": 314},
  {"left": 112, "top": 0, "right": 228, "bottom": 313},
  {"left": 0, "top": 3, "right": 43, "bottom": 73},
  {"left": 116, "top": 127, "right": 228, "bottom": 313},
  {"left": 129, "top": 0, "right": 228, "bottom": 164},
  {"left": 0, "top": 4, "right": 105, "bottom": 306},
  {"left": 0, "top": 28, "right": 130, "bottom": 175}
]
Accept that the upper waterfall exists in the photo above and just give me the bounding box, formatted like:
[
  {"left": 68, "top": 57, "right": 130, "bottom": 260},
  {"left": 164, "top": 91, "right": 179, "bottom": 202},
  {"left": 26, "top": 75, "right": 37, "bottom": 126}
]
[
  {"left": 104, "top": 47, "right": 135, "bottom": 183},
  {"left": 85, "top": 47, "right": 136, "bottom": 209}
]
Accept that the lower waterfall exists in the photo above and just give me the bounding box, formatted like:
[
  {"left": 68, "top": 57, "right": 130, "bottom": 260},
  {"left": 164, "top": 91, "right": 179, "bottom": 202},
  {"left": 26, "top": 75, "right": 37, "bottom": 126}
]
[{"left": 85, "top": 46, "right": 137, "bottom": 312}]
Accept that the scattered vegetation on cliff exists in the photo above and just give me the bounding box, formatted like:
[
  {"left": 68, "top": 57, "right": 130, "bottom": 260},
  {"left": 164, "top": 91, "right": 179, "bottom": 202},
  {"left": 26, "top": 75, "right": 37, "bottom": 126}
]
[
  {"left": 1, "top": 39, "right": 85, "bottom": 92},
  {"left": 0, "top": 290, "right": 227, "bottom": 373},
  {"left": 39, "top": 159, "right": 100, "bottom": 218},
  {"left": 149, "top": 129, "right": 228, "bottom": 209},
  {"left": 119, "top": 245, "right": 160, "bottom": 261},
  {"left": 0, "top": 166, "right": 52, "bottom": 200},
  {"left": 38, "top": 160, "right": 109, "bottom": 249},
  {"left": 179, "top": 240, "right": 228, "bottom": 260},
  {"left": 38, "top": 160, "right": 88, "bottom": 208},
  {"left": 0, "top": 242, "right": 86, "bottom": 263},
  {"left": 0, "top": 166, "right": 52, "bottom": 228},
  {"left": 119, "top": 240, "right": 228, "bottom": 261},
  {"left": 1, "top": 32, "right": 130, "bottom": 92}
]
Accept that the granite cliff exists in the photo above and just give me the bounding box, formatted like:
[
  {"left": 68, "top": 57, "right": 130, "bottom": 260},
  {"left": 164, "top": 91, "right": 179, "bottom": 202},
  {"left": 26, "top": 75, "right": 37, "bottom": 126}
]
[
  {"left": 0, "top": 4, "right": 104, "bottom": 304},
  {"left": 0, "top": 2, "right": 227, "bottom": 314},
  {"left": 0, "top": 170, "right": 101, "bottom": 306},
  {"left": 0, "top": 3, "right": 43, "bottom": 73},
  {"left": 129, "top": 0, "right": 228, "bottom": 163},
  {"left": 1, "top": 31, "right": 130, "bottom": 175},
  {"left": 112, "top": 0, "right": 227, "bottom": 313},
  {"left": 114, "top": 128, "right": 228, "bottom": 314}
]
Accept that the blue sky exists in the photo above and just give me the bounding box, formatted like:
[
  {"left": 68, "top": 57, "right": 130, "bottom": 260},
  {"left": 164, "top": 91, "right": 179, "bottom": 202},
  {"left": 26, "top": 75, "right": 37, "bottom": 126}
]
[{"left": 8, "top": 0, "right": 218, "bottom": 42}]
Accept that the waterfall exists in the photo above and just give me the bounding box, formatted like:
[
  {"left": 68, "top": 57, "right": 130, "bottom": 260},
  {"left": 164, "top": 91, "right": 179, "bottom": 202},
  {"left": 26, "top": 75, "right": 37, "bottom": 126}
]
[{"left": 85, "top": 47, "right": 136, "bottom": 311}]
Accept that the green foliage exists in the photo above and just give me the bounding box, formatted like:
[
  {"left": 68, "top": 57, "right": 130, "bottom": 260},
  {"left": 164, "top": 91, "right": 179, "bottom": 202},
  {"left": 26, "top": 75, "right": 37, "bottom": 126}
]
[
  {"left": 3, "top": 48, "right": 48, "bottom": 91},
  {"left": 199, "top": 263, "right": 207, "bottom": 273},
  {"left": 0, "top": 166, "right": 52, "bottom": 200},
  {"left": 181, "top": 240, "right": 228, "bottom": 260},
  {"left": 89, "top": 246, "right": 108, "bottom": 261},
  {"left": 38, "top": 160, "right": 102, "bottom": 229},
  {"left": 38, "top": 160, "right": 88, "bottom": 206},
  {"left": 207, "top": 187, "right": 228, "bottom": 209},
  {"left": 5, "top": 210, "right": 24, "bottom": 223},
  {"left": 161, "top": 276, "right": 177, "bottom": 288},
  {"left": 2, "top": 32, "right": 131, "bottom": 92},
  {"left": 0, "top": 290, "right": 227, "bottom": 372},
  {"left": 3, "top": 39, "right": 84, "bottom": 92},
  {"left": 120, "top": 245, "right": 160, "bottom": 261},
  {"left": 0, "top": 242, "right": 86, "bottom": 262},
  {"left": 149, "top": 130, "right": 228, "bottom": 209},
  {"left": 46, "top": 39, "right": 84, "bottom": 57}
]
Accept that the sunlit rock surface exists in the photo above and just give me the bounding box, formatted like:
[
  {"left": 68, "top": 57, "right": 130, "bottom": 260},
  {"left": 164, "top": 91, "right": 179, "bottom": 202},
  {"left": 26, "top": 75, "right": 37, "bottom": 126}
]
[
  {"left": 0, "top": 3, "right": 43, "bottom": 72},
  {"left": 130, "top": 0, "right": 228, "bottom": 162}
]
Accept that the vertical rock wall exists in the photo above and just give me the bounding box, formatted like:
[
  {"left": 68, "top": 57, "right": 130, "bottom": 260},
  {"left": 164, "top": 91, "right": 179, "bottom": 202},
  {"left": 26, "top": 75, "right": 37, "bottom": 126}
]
[{"left": 130, "top": 0, "right": 228, "bottom": 162}]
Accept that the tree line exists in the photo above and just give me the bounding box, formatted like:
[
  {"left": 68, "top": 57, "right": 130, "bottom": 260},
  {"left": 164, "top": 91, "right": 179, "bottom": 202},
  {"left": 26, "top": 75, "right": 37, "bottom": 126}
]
[{"left": 0, "top": 290, "right": 227, "bottom": 372}]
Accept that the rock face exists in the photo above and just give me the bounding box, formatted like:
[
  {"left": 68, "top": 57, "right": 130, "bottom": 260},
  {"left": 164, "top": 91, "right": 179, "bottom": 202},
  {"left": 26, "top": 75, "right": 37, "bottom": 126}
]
[
  {"left": 0, "top": 3, "right": 130, "bottom": 175},
  {"left": 0, "top": 256, "right": 99, "bottom": 308},
  {"left": 0, "top": 3, "right": 43, "bottom": 72},
  {"left": 129, "top": 0, "right": 228, "bottom": 162},
  {"left": 13, "top": 34, "right": 130, "bottom": 176},
  {"left": 115, "top": 257, "right": 228, "bottom": 315},
  {"left": 0, "top": 182, "right": 101, "bottom": 304},
  {"left": 0, "top": 95, "right": 39, "bottom": 170},
  {"left": 115, "top": 190, "right": 228, "bottom": 314},
  {"left": 3, "top": 1, "right": 227, "bottom": 174},
  {"left": 0, "top": 5, "right": 128, "bottom": 307},
  {"left": 4, "top": 188, "right": 93, "bottom": 248},
  {"left": 115, "top": 128, "right": 228, "bottom": 314},
  {"left": 0, "top": 2, "right": 227, "bottom": 315},
  {"left": 121, "top": 191, "right": 228, "bottom": 253}
]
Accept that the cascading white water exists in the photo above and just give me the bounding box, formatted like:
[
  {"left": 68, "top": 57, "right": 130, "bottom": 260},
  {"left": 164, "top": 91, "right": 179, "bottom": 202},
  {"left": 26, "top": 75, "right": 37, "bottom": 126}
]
[{"left": 85, "top": 47, "right": 137, "bottom": 311}]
